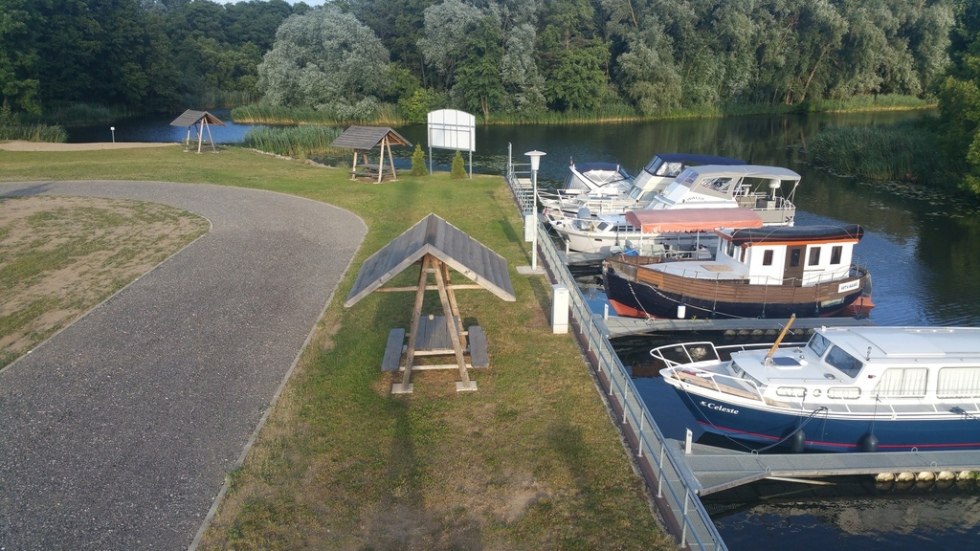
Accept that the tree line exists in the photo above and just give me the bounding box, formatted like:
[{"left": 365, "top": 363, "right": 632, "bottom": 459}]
[{"left": 0, "top": 0, "right": 960, "bottom": 121}]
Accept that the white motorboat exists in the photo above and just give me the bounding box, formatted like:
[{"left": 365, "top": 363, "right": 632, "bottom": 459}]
[
  {"left": 655, "top": 324, "right": 980, "bottom": 452},
  {"left": 541, "top": 153, "right": 745, "bottom": 216},
  {"left": 548, "top": 164, "right": 799, "bottom": 254}
]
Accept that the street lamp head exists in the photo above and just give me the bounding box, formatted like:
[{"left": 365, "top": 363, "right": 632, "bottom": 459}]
[{"left": 524, "top": 150, "right": 546, "bottom": 172}]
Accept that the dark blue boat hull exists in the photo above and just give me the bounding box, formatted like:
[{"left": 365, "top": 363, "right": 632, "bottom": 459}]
[{"left": 675, "top": 392, "right": 980, "bottom": 452}]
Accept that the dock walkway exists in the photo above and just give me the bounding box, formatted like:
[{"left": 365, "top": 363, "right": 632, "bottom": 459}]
[
  {"left": 598, "top": 314, "right": 873, "bottom": 338},
  {"left": 670, "top": 439, "right": 980, "bottom": 496}
]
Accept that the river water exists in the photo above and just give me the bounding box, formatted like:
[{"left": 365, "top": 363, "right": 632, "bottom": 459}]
[{"left": 68, "top": 111, "right": 980, "bottom": 549}]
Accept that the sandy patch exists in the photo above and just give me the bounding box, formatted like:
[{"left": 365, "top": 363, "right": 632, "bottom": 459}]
[
  {"left": 0, "top": 140, "right": 177, "bottom": 151},
  {"left": 0, "top": 195, "right": 208, "bottom": 367}
]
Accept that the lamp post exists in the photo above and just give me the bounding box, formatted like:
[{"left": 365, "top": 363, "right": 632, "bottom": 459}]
[
  {"left": 524, "top": 150, "right": 546, "bottom": 270},
  {"left": 110, "top": 126, "right": 115, "bottom": 143}
]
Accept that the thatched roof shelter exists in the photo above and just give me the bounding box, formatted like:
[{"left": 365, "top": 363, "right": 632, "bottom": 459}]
[
  {"left": 331, "top": 126, "right": 412, "bottom": 183},
  {"left": 170, "top": 110, "right": 225, "bottom": 153}
]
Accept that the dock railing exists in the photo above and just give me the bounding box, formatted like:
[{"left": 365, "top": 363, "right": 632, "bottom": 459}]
[{"left": 505, "top": 148, "right": 726, "bottom": 551}]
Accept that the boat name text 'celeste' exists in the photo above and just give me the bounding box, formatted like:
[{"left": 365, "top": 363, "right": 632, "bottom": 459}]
[{"left": 701, "top": 401, "right": 739, "bottom": 415}]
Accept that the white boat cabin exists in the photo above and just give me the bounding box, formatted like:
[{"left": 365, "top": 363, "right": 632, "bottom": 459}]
[
  {"left": 737, "top": 326, "right": 980, "bottom": 403},
  {"left": 653, "top": 224, "right": 864, "bottom": 286},
  {"left": 647, "top": 165, "right": 799, "bottom": 226}
]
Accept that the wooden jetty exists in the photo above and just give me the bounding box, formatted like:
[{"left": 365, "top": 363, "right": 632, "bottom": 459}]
[{"left": 668, "top": 439, "right": 980, "bottom": 496}]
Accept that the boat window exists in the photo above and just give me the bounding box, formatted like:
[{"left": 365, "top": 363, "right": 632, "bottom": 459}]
[
  {"left": 596, "top": 222, "right": 609, "bottom": 231},
  {"left": 726, "top": 241, "right": 736, "bottom": 258},
  {"left": 660, "top": 162, "right": 684, "bottom": 177},
  {"left": 807, "top": 333, "right": 831, "bottom": 358},
  {"left": 644, "top": 157, "right": 664, "bottom": 174},
  {"left": 808, "top": 247, "right": 821, "bottom": 266},
  {"left": 789, "top": 249, "right": 802, "bottom": 267},
  {"left": 762, "top": 250, "right": 774, "bottom": 266},
  {"left": 827, "top": 387, "right": 861, "bottom": 399},
  {"left": 937, "top": 367, "right": 980, "bottom": 398},
  {"left": 874, "top": 368, "right": 928, "bottom": 398},
  {"left": 825, "top": 345, "right": 863, "bottom": 378},
  {"left": 830, "top": 245, "right": 843, "bottom": 265}
]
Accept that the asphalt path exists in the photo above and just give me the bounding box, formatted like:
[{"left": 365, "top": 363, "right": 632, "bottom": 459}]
[{"left": 0, "top": 181, "right": 367, "bottom": 550}]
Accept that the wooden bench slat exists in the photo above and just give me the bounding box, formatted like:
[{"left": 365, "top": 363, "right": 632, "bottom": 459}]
[
  {"left": 381, "top": 328, "right": 406, "bottom": 372},
  {"left": 468, "top": 325, "right": 489, "bottom": 368}
]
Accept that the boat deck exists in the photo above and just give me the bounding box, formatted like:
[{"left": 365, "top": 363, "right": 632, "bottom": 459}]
[{"left": 668, "top": 439, "right": 980, "bottom": 496}]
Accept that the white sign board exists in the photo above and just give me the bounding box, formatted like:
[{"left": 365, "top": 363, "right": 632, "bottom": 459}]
[{"left": 427, "top": 109, "right": 475, "bottom": 152}]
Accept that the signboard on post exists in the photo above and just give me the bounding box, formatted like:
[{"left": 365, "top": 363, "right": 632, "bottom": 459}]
[{"left": 427, "top": 109, "right": 475, "bottom": 178}]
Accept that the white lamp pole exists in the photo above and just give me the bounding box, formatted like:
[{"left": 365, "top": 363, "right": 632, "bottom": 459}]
[
  {"left": 110, "top": 126, "right": 115, "bottom": 143},
  {"left": 524, "top": 150, "right": 546, "bottom": 270}
]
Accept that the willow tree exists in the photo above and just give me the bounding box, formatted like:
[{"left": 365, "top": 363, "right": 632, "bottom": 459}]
[{"left": 257, "top": 6, "right": 391, "bottom": 119}]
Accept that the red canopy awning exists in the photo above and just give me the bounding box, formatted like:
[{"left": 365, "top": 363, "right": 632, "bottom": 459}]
[{"left": 624, "top": 208, "right": 763, "bottom": 233}]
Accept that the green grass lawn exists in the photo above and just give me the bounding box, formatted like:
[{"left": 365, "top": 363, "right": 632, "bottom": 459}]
[{"left": 0, "top": 145, "right": 672, "bottom": 550}]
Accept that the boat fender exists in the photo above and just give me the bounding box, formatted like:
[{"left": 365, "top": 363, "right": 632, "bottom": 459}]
[
  {"left": 787, "top": 430, "right": 806, "bottom": 453},
  {"left": 858, "top": 432, "right": 879, "bottom": 453}
]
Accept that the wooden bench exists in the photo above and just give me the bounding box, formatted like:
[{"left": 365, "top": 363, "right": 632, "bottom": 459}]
[
  {"left": 468, "top": 325, "right": 489, "bottom": 368},
  {"left": 381, "top": 328, "right": 405, "bottom": 372}
]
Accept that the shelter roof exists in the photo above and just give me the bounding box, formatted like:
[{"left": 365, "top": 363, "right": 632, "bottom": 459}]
[
  {"left": 169, "top": 109, "right": 225, "bottom": 127},
  {"left": 331, "top": 126, "right": 412, "bottom": 150},
  {"left": 344, "top": 214, "right": 515, "bottom": 307},
  {"left": 624, "top": 208, "right": 763, "bottom": 233}
]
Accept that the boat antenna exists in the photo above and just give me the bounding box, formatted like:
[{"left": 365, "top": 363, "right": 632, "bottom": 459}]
[{"left": 765, "top": 313, "right": 796, "bottom": 364}]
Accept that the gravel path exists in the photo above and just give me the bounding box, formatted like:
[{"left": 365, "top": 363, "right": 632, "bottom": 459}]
[{"left": 0, "top": 181, "right": 367, "bottom": 550}]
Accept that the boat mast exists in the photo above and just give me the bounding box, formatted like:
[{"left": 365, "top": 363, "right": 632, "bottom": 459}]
[{"left": 765, "top": 313, "right": 797, "bottom": 364}]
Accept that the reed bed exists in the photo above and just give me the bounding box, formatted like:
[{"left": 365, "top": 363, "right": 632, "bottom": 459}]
[
  {"left": 241, "top": 125, "right": 344, "bottom": 158},
  {"left": 0, "top": 123, "right": 68, "bottom": 142},
  {"left": 806, "top": 121, "right": 946, "bottom": 185},
  {"left": 232, "top": 103, "right": 406, "bottom": 126}
]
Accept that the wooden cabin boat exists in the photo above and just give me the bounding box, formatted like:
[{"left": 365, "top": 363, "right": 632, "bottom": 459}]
[
  {"left": 654, "top": 325, "right": 980, "bottom": 452},
  {"left": 603, "top": 224, "right": 872, "bottom": 319},
  {"left": 548, "top": 164, "right": 798, "bottom": 254}
]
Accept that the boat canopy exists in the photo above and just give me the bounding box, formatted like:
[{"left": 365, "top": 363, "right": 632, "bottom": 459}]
[
  {"left": 724, "top": 224, "right": 863, "bottom": 246},
  {"left": 623, "top": 207, "right": 763, "bottom": 233}
]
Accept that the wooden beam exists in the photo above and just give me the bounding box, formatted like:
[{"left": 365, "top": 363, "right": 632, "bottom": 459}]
[
  {"left": 399, "top": 255, "right": 431, "bottom": 390},
  {"left": 373, "top": 284, "right": 485, "bottom": 293},
  {"left": 433, "top": 257, "right": 469, "bottom": 383}
]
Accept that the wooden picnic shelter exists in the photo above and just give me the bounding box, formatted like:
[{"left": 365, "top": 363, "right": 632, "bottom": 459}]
[
  {"left": 169, "top": 109, "right": 225, "bottom": 153},
  {"left": 330, "top": 126, "right": 412, "bottom": 183},
  {"left": 344, "top": 214, "right": 515, "bottom": 394}
]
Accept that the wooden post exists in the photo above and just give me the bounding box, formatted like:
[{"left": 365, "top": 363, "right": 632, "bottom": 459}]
[
  {"left": 350, "top": 151, "right": 358, "bottom": 180},
  {"left": 377, "top": 136, "right": 387, "bottom": 184},
  {"left": 196, "top": 121, "right": 204, "bottom": 153},
  {"left": 386, "top": 136, "right": 397, "bottom": 181},
  {"left": 396, "top": 256, "right": 432, "bottom": 393},
  {"left": 205, "top": 118, "right": 216, "bottom": 152},
  {"left": 440, "top": 262, "right": 466, "bottom": 351},
  {"left": 433, "top": 258, "right": 470, "bottom": 385}
]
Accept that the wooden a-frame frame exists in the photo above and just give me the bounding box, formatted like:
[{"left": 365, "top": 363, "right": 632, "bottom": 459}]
[{"left": 394, "top": 254, "right": 474, "bottom": 393}]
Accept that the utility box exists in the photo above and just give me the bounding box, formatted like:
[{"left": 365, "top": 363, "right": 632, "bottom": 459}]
[
  {"left": 552, "top": 284, "right": 569, "bottom": 334},
  {"left": 524, "top": 214, "right": 536, "bottom": 242}
]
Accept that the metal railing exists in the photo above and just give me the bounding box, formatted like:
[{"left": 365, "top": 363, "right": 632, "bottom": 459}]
[{"left": 504, "top": 147, "right": 726, "bottom": 550}]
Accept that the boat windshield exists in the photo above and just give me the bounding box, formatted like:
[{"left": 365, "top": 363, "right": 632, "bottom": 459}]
[
  {"left": 807, "top": 333, "right": 831, "bottom": 357},
  {"left": 825, "top": 345, "right": 863, "bottom": 378}
]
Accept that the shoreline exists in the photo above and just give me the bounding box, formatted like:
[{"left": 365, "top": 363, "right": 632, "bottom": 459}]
[{"left": 0, "top": 140, "right": 177, "bottom": 152}]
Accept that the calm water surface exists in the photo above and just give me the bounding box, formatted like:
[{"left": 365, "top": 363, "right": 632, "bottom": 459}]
[{"left": 69, "top": 112, "right": 980, "bottom": 549}]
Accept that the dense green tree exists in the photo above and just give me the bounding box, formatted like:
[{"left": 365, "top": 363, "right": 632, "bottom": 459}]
[
  {"left": 937, "top": 0, "right": 980, "bottom": 192},
  {"left": 0, "top": 0, "right": 40, "bottom": 113},
  {"left": 257, "top": 6, "right": 391, "bottom": 118},
  {"left": 418, "top": 0, "right": 484, "bottom": 90},
  {"left": 453, "top": 16, "right": 505, "bottom": 120}
]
